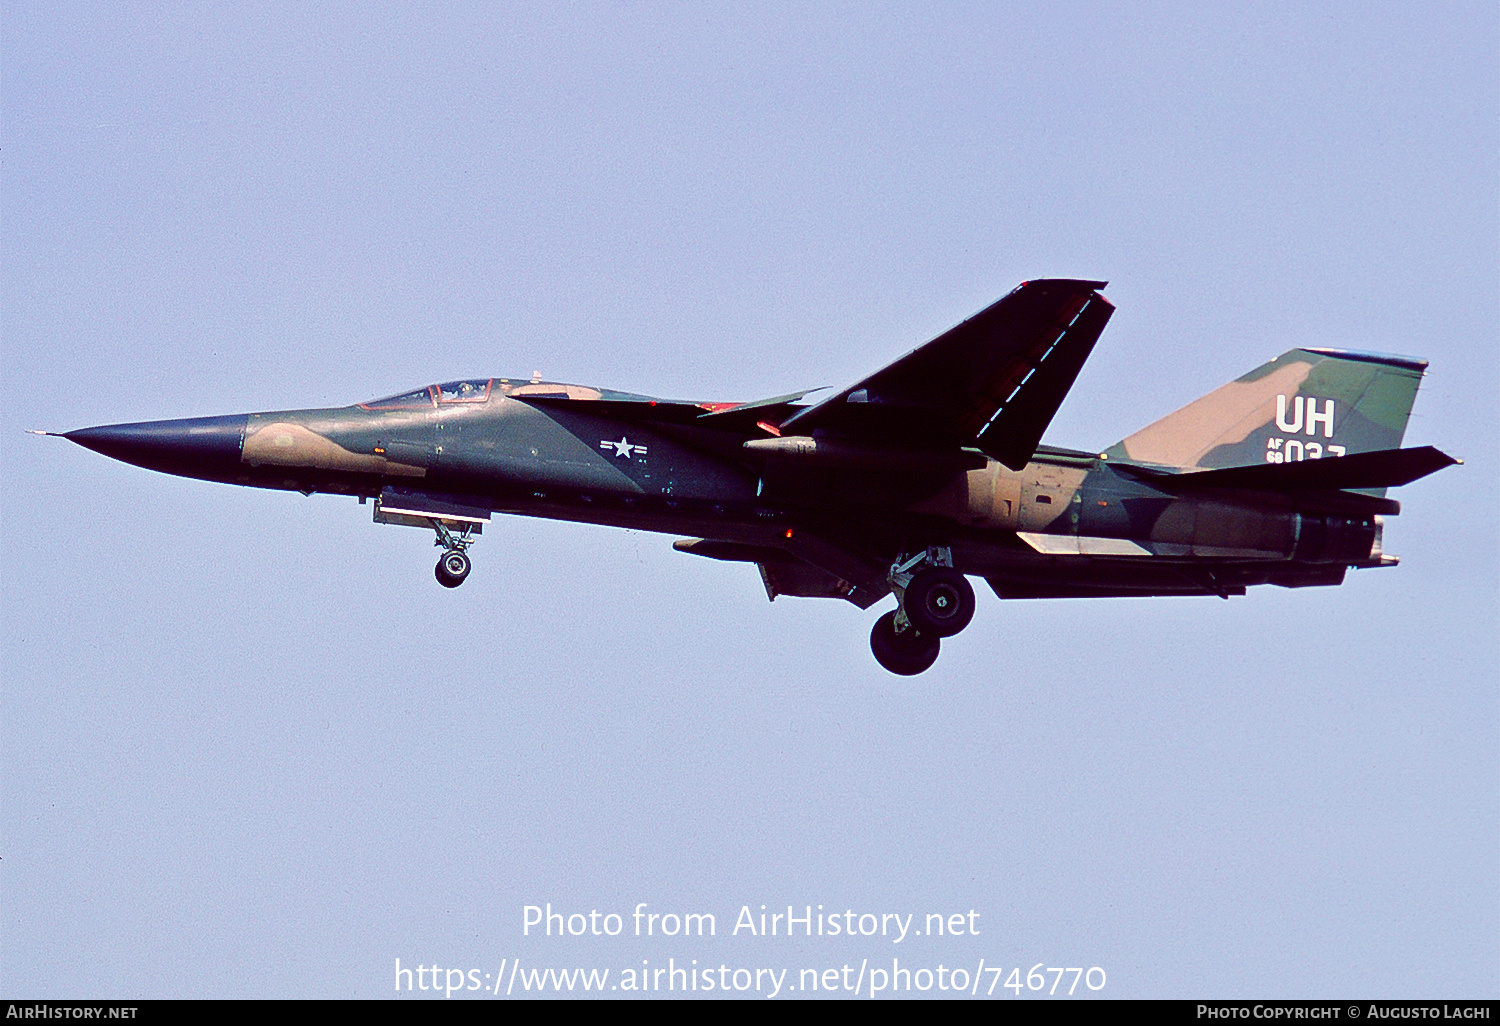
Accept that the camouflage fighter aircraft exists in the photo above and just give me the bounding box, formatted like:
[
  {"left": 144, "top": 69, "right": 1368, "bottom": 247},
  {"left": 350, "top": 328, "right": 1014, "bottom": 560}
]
[{"left": 45, "top": 279, "right": 1458, "bottom": 674}]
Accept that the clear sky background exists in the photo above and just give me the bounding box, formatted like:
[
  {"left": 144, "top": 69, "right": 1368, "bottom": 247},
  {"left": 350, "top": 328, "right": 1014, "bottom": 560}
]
[{"left": 3, "top": 1, "right": 1496, "bottom": 999}]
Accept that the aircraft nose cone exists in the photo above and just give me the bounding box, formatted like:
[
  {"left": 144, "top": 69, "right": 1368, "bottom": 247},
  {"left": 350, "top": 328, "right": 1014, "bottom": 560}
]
[{"left": 65, "top": 414, "right": 247, "bottom": 479}]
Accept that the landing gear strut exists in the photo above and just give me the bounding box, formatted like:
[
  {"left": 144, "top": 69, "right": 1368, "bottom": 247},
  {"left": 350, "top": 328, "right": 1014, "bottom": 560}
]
[
  {"left": 868, "top": 546, "right": 977, "bottom": 675},
  {"left": 431, "top": 519, "right": 476, "bottom": 589}
]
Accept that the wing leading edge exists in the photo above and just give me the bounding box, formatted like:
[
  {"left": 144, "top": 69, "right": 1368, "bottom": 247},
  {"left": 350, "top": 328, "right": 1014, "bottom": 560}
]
[{"left": 779, "top": 279, "right": 1114, "bottom": 469}]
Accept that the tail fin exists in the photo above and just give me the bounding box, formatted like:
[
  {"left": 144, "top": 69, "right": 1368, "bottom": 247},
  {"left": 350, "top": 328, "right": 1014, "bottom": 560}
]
[{"left": 1105, "top": 348, "right": 1427, "bottom": 471}]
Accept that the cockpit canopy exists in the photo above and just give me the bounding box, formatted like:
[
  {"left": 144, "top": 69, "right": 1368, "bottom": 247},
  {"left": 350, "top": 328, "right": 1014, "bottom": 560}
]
[
  {"left": 361, "top": 379, "right": 494, "bottom": 409},
  {"left": 437, "top": 379, "right": 492, "bottom": 402},
  {"left": 358, "top": 377, "right": 666, "bottom": 411}
]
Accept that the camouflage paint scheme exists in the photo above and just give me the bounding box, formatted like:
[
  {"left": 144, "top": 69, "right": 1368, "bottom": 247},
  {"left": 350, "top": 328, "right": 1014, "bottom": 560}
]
[{"left": 57, "top": 280, "right": 1457, "bottom": 670}]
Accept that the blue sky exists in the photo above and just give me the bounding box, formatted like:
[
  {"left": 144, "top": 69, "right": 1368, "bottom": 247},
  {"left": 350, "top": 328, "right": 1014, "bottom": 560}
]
[{"left": 3, "top": 2, "right": 1496, "bottom": 998}]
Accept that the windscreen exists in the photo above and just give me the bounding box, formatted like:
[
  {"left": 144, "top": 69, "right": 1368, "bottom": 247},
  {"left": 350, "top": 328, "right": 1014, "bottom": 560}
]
[{"left": 360, "top": 387, "right": 435, "bottom": 409}]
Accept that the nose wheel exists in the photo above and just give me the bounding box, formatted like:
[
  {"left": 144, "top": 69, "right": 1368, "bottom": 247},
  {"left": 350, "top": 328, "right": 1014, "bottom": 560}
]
[
  {"left": 430, "top": 519, "right": 476, "bottom": 588},
  {"left": 435, "top": 549, "right": 471, "bottom": 588}
]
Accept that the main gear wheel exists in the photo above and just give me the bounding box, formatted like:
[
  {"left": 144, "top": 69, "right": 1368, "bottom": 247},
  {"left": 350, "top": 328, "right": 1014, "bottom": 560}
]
[
  {"left": 869, "top": 611, "right": 941, "bottom": 675},
  {"left": 903, "top": 567, "right": 975, "bottom": 637}
]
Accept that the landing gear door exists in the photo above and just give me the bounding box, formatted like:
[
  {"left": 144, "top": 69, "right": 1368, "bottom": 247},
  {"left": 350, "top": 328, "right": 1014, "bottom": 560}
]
[{"left": 373, "top": 485, "right": 490, "bottom": 533}]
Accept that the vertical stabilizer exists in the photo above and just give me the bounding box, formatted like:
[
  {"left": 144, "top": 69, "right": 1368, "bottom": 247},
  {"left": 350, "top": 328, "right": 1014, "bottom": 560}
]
[{"left": 1105, "top": 349, "right": 1427, "bottom": 478}]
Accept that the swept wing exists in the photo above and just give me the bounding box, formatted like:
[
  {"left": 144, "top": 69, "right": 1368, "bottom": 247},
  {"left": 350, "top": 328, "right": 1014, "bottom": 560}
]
[{"left": 778, "top": 279, "right": 1114, "bottom": 469}]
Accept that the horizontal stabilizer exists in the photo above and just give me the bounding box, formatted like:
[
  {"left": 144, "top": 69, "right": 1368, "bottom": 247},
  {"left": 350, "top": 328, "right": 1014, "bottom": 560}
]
[{"left": 1141, "top": 445, "right": 1458, "bottom": 492}]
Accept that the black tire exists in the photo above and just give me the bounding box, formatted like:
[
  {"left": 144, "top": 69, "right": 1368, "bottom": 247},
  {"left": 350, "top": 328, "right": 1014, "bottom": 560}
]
[
  {"left": 869, "top": 610, "right": 941, "bottom": 676},
  {"left": 904, "top": 567, "right": 975, "bottom": 637},
  {"left": 435, "top": 550, "right": 471, "bottom": 588}
]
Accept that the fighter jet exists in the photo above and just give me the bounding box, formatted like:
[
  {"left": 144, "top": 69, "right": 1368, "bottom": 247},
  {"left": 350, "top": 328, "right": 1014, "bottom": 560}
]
[{"left": 46, "top": 279, "right": 1458, "bottom": 674}]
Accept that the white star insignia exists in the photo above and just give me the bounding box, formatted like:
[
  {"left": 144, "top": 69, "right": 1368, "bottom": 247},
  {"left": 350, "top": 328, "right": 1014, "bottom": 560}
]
[{"left": 600, "top": 436, "right": 647, "bottom": 459}]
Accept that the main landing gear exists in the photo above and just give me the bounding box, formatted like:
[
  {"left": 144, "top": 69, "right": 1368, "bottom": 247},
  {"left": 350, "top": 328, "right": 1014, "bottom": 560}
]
[
  {"left": 870, "top": 611, "right": 940, "bottom": 676},
  {"left": 431, "top": 519, "right": 476, "bottom": 588},
  {"left": 869, "top": 547, "right": 976, "bottom": 675}
]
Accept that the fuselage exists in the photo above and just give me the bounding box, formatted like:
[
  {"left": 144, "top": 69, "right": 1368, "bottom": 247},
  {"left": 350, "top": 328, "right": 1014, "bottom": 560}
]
[{"left": 64, "top": 375, "right": 1386, "bottom": 602}]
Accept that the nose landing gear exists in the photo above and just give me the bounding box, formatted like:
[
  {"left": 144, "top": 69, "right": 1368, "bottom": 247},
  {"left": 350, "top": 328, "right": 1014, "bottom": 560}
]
[
  {"left": 869, "top": 546, "right": 976, "bottom": 675},
  {"left": 431, "top": 519, "right": 476, "bottom": 589},
  {"left": 371, "top": 488, "right": 489, "bottom": 589}
]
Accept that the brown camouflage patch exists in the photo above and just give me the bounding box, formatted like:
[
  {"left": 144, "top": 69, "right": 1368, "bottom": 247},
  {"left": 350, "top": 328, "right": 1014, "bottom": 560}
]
[
  {"left": 1018, "top": 464, "right": 1087, "bottom": 531},
  {"left": 905, "top": 461, "right": 1025, "bottom": 528},
  {"left": 1120, "top": 360, "right": 1313, "bottom": 468},
  {"left": 242, "top": 421, "right": 426, "bottom": 477},
  {"left": 506, "top": 383, "right": 604, "bottom": 400}
]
